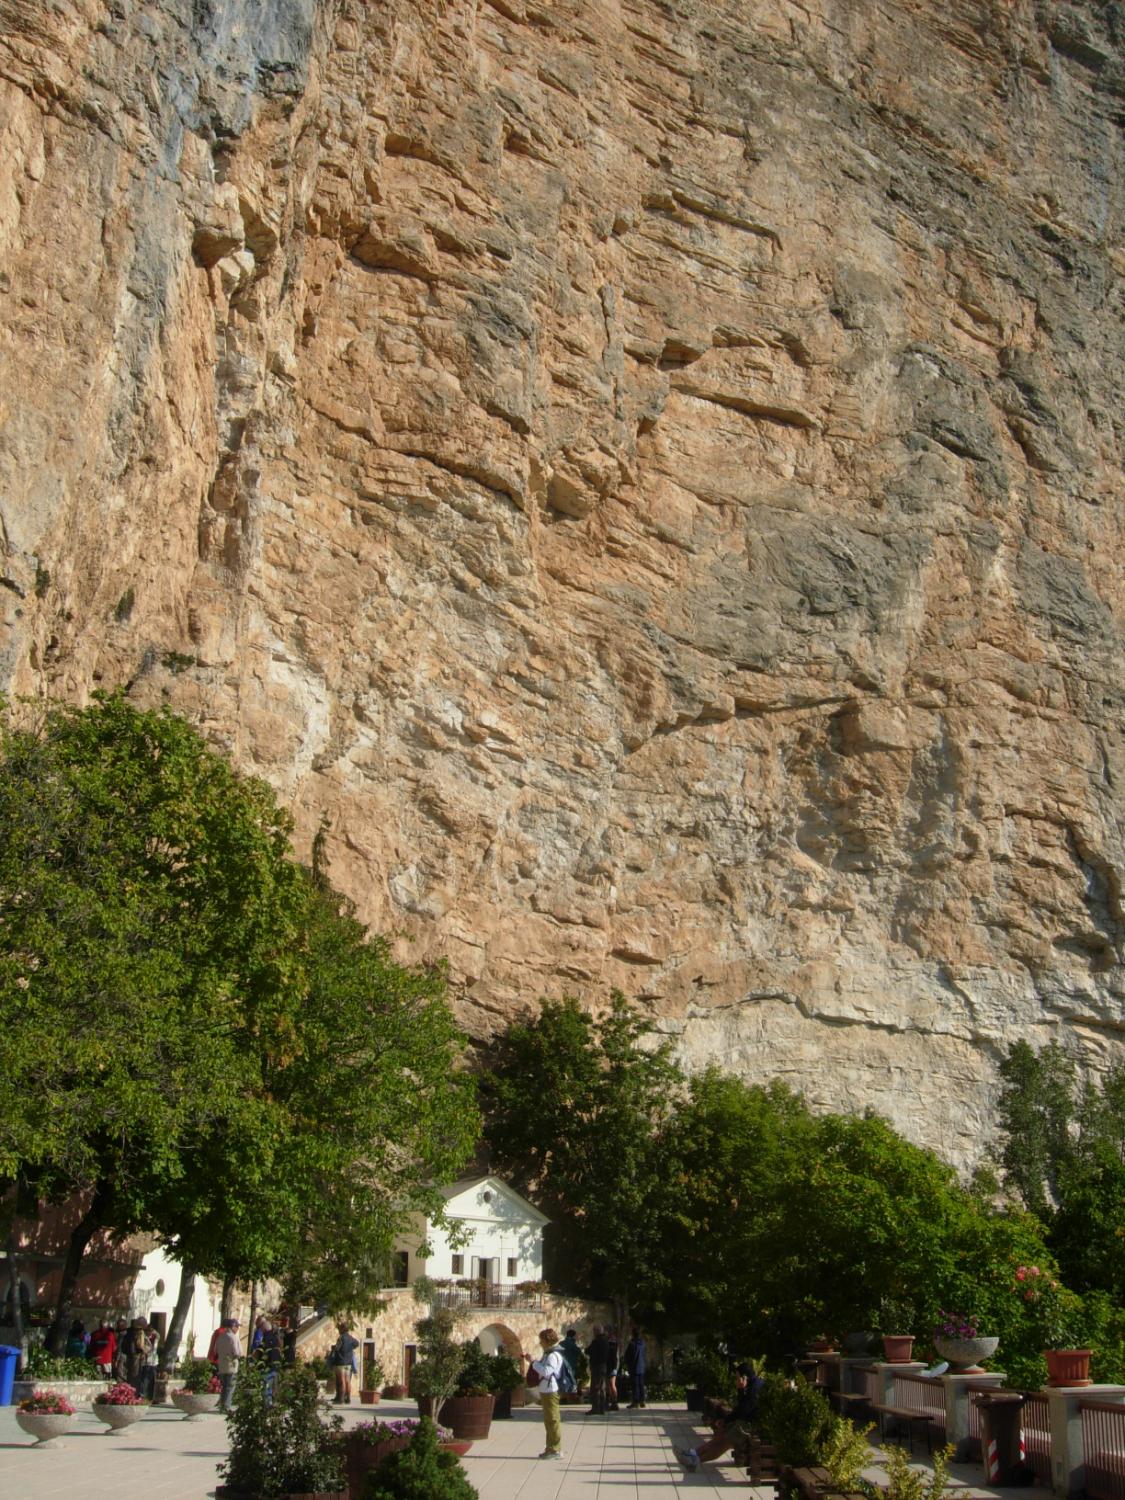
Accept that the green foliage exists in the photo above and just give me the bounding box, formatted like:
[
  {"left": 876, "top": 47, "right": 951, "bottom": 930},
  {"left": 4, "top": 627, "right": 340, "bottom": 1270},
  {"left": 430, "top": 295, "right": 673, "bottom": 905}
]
[
  {"left": 821, "top": 1416, "right": 875, "bottom": 1492},
  {"left": 480, "top": 994, "right": 682, "bottom": 1307},
  {"left": 21, "top": 1347, "right": 92, "bottom": 1380},
  {"left": 678, "top": 1347, "right": 735, "bottom": 1402},
  {"left": 487, "top": 1352, "right": 523, "bottom": 1393},
  {"left": 0, "top": 695, "right": 477, "bottom": 1332},
  {"left": 363, "top": 1415, "right": 478, "bottom": 1500},
  {"left": 409, "top": 1285, "right": 466, "bottom": 1411},
  {"left": 177, "top": 1356, "right": 218, "bottom": 1394},
  {"left": 455, "top": 1338, "right": 493, "bottom": 1396},
  {"left": 362, "top": 1357, "right": 386, "bottom": 1393},
  {"left": 997, "top": 1042, "right": 1077, "bottom": 1218},
  {"left": 758, "top": 1374, "right": 837, "bottom": 1466},
  {"left": 881, "top": 1444, "right": 955, "bottom": 1500},
  {"left": 220, "top": 1362, "right": 344, "bottom": 1498}
]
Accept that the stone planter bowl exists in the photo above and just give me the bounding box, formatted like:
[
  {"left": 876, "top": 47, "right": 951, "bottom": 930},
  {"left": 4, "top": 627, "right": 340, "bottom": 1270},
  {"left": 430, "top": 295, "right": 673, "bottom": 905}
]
[
  {"left": 16, "top": 1409, "right": 75, "bottom": 1446},
  {"left": 94, "top": 1400, "right": 147, "bottom": 1432},
  {"left": 171, "top": 1390, "right": 222, "bottom": 1421},
  {"left": 933, "top": 1335, "right": 999, "bottom": 1372}
]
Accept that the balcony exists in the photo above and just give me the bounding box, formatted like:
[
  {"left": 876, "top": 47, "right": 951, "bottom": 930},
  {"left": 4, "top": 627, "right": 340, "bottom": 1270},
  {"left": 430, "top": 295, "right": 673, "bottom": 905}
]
[{"left": 428, "top": 1279, "right": 547, "bottom": 1311}]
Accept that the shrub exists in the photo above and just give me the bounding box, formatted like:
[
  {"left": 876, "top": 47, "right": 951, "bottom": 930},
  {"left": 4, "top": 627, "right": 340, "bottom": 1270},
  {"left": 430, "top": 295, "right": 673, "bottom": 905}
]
[
  {"left": 363, "top": 1416, "right": 478, "bottom": 1500},
  {"left": 679, "top": 1347, "right": 735, "bottom": 1402},
  {"left": 176, "top": 1356, "right": 220, "bottom": 1394},
  {"left": 362, "top": 1356, "right": 386, "bottom": 1392},
  {"left": 881, "top": 1444, "right": 955, "bottom": 1500},
  {"left": 22, "top": 1347, "right": 93, "bottom": 1381},
  {"left": 455, "top": 1339, "right": 493, "bottom": 1396},
  {"left": 220, "top": 1363, "right": 344, "bottom": 1498},
  {"left": 487, "top": 1352, "right": 523, "bottom": 1393},
  {"left": 758, "top": 1373, "right": 836, "bottom": 1466}
]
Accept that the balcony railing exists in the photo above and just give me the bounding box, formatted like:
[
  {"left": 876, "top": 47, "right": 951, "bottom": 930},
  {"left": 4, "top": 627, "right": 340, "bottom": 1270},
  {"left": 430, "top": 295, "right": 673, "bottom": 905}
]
[{"left": 428, "top": 1280, "right": 547, "bottom": 1311}]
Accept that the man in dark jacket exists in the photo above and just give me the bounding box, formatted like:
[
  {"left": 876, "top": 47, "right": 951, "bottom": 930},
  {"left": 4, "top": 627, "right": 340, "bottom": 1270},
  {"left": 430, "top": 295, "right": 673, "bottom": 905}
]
[
  {"left": 585, "top": 1325, "right": 610, "bottom": 1414},
  {"left": 676, "top": 1363, "right": 763, "bottom": 1471},
  {"left": 624, "top": 1326, "right": 647, "bottom": 1408}
]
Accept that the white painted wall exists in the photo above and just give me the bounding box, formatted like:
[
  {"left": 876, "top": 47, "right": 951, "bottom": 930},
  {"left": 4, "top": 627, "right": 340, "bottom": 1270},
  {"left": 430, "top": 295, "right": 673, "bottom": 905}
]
[
  {"left": 129, "top": 1246, "right": 223, "bottom": 1359},
  {"left": 394, "top": 1179, "right": 546, "bottom": 1285}
]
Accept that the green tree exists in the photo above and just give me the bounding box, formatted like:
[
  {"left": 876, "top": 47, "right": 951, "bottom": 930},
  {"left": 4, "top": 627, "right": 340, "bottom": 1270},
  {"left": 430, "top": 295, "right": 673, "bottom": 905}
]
[
  {"left": 996, "top": 1041, "right": 1077, "bottom": 1218},
  {"left": 0, "top": 695, "right": 476, "bottom": 1351},
  {"left": 480, "top": 994, "right": 681, "bottom": 1317}
]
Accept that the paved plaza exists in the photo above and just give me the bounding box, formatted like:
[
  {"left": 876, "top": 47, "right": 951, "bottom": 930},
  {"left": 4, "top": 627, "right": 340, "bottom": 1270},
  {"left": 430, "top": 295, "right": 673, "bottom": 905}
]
[{"left": 0, "top": 1397, "right": 1058, "bottom": 1500}]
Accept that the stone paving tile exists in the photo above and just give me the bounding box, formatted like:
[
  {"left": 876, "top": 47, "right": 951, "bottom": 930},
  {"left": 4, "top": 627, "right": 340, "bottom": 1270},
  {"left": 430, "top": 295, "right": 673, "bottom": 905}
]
[{"left": 0, "top": 1398, "right": 1059, "bottom": 1500}]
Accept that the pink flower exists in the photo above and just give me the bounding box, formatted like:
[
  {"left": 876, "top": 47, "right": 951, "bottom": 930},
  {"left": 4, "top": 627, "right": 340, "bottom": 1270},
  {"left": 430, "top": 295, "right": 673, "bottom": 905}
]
[
  {"left": 1015, "top": 1268, "right": 1027, "bottom": 1281},
  {"left": 1025, "top": 1290, "right": 1035, "bottom": 1301}
]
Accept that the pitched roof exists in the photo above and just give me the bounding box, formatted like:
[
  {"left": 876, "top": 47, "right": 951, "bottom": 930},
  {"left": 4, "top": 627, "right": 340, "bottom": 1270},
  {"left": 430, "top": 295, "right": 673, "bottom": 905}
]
[{"left": 438, "top": 1175, "right": 550, "bottom": 1225}]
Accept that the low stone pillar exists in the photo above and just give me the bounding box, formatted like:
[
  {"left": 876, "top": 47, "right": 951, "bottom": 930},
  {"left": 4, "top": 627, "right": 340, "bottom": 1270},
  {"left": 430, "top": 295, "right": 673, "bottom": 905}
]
[
  {"left": 874, "top": 1359, "right": 925, "bottom": 1409},
  {"left": 942, "top": 1372, "right": 1004, "bottom": 1460},
  {"left": 1046, "top": 1384, "right": 1125, "bottom": 1497}
]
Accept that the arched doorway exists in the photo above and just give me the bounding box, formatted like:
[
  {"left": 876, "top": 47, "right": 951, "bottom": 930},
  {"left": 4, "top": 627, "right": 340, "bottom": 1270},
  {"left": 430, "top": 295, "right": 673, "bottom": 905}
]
[{"left": 476, "top": 1322, "right": 521, "bottom": 1357}]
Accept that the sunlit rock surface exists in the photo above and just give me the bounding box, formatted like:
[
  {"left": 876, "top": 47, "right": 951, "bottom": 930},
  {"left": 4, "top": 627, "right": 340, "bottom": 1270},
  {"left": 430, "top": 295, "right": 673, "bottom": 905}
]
[{"left": 1, "top": 0, "right": 1122, "bottom": 1166}]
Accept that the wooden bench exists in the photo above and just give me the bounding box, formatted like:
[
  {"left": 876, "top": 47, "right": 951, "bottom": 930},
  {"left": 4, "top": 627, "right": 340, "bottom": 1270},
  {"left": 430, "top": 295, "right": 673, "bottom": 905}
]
[
  {"left": 874, "top": 1403, "right": 937, "bottom": 1452},
  {"left": 735, "top": 1435, "right": 780, "bottom": 1485},
  {"left": 780, "top": 1466, "right": 866, "bottom": 1500},
  {"left": 829, "top": 1391, "right": 869, "bottom": 1416}
]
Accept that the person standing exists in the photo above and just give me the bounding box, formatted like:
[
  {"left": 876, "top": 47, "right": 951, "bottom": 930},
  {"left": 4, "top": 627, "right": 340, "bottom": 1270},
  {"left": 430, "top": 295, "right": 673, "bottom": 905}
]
[
  {"left": 64, "top": 1319, "right": 89, "bottom": 1357},
  {"left": 255, "top": 1317, "right": 283, "bottom": 1403},
  {"left": 329, "top": 1322, "right": 360, "bottom": 1404},
  {"left": 529, "top": 1326, "right": 566, "bottom": 1459},
  {"left": 605, "top": 1327, "right": 620, "bottom": 1411},
  {"left": 120, "top": 1318, "right": 149, "bottom": 1392},
  {"left": 585, "top": 1324, "right": 610, "bottom": 1415},
  {"left": 88, "top": 1319, "right": 117, "bottom": 1377},
  {"left": 624, "top": 1326, "right": 648, "bottom": 1408},
  {"left": 214, "top": 1317, "right": 243, "bottom": 1413},
  {"left": 559, "top": 1327, "right": 582, "bottom": 1382}
]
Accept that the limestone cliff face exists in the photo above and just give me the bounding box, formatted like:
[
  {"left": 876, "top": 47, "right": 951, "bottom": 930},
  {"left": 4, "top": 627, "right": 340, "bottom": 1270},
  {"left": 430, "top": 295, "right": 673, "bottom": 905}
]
[{"left": 1, "top": 0, "right": 1123, "bottom": 1166}]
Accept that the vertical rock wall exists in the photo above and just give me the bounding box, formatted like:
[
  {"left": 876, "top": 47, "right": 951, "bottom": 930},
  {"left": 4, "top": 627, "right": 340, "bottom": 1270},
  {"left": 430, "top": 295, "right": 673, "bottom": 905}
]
[{"left": 1, "top": 0, "right": 1122, "bottom": 1165}]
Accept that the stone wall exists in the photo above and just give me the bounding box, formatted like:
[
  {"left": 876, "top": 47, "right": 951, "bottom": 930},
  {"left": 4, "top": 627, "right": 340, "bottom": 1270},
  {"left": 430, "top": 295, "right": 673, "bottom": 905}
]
[{"left": 0, "top": 0, "right": 1122, "bottom": 1167}]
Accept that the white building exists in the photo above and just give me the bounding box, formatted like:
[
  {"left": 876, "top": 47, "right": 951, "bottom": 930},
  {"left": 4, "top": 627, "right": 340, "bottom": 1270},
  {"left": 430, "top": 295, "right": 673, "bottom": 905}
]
[{"left": 394, "top": 1176, "right": 548, "bottom": 1290}]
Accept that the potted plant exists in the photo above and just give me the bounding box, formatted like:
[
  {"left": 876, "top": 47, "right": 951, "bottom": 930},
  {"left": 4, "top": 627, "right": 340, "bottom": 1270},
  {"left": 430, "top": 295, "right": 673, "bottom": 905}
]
[
  {"left": 878, "top": 1295, "right": 917, "bottom": 1364},
  {"left": 218, "top": 1361, "right": 346, "bottom": 1499},
  {"left": 932, "top": 1313, "right": 998, "bottom": 1373},
  {"left": 409, "top": 1277, "right": 468, "bottom": 1420},
  {"left": 440, "top": 1337, "right": 494, "bottom": 1440},
  {"left": 360, "top": 1357, "right": 386, "bottom": 1406},
  {"left": 341, "top": 1417, "right": 438, "bottom": 1499},
  {"left": 487, "top": 1351, "right": 524, "bottom": 1418},
  {"left": 360, "top": 1415, "right": 476, "bottom": 1500},
  {"left": 171, "top": 1354, "right": 222, "bottom": 1419},
  {"left": 382, "top": 1384, "right": 406, "bottom": 1400},
  {"left": 679, "top": 1348, "right": 735, "bottom": 1412},
  {"left": 93, "top": 1381, "right": 149, "bottom": 1432},
  {"left": 16, "top": 1389, "right": 75, "bottom": 1446},
  {"left": 1014, "top": 1265, "right": 1091, "bottom": 1386}
]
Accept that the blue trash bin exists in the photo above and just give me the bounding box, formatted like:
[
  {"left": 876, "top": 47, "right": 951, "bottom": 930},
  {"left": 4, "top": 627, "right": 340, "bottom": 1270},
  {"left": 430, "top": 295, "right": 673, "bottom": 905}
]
[{"left": 0, "top": 1345, "right": 19, "bottom": 1405}]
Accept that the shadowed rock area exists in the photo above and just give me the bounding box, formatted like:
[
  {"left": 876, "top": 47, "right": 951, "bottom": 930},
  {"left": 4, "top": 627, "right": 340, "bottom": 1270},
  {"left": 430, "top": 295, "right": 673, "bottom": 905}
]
[{"left": 0, "top": 0, "right": 1122, "bottom": 1165}]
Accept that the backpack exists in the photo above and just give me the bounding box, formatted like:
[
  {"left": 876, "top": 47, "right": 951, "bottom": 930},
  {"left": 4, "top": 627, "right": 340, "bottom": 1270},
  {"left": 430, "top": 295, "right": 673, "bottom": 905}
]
[{"left": 557, "top": 1353, "right": 577, "bottom": 1394}]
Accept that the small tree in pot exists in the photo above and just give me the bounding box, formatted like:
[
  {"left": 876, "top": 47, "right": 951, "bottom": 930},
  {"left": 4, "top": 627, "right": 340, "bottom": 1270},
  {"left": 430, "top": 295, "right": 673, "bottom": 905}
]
[
  {"left": 488, "top": 1352, "right": 524, "bottom": 1418},
  {"left": 440, "top": 1339, "right": 494, "bottom": 1440},
  {"left": 410, "top": 1279, "right": 465, "bottom": 1420}
]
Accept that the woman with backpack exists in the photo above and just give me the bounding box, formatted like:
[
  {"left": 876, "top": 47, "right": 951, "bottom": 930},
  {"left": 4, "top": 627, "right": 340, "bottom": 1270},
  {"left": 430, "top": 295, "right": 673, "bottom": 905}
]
[{"left": 527, "top": 1327, "right": 570, "bottom": 1460}]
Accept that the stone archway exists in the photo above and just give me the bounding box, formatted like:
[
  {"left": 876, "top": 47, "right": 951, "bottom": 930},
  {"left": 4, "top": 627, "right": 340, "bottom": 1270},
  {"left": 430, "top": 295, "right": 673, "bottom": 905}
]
[{"left": 476, "top": 1322, "right": 521, "bottom": 1357}]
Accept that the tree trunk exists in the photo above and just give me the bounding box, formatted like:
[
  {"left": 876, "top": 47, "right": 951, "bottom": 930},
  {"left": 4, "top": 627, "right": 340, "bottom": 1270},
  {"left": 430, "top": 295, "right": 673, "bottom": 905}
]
[
  {"left": 220, "top": 1272, "right": 237, "bottom": 1321},
  {"left": 248, "top": 1280, "right": 258, "bottom": 1347},
  {"left": 6, "top": 1227, "right": 25, "bottom": 1358},
  {"left": 47, "top": 1179, "right": 112, "bottom": 1354},
  {"left": 160, "top": 1260, "right": 197, "bottom": 1375}
]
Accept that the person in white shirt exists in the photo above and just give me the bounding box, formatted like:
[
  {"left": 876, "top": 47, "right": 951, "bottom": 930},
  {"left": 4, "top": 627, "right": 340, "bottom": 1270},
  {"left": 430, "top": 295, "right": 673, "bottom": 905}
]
[{"left": 529, "top": 1326, "right": 565, "bottom": 1459}]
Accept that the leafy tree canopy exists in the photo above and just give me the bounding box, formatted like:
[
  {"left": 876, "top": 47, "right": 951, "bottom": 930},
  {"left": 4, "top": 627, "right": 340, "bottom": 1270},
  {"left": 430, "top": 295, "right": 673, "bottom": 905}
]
[{"left": 0, "top": 694, "right": 477, "bottom": 1340}]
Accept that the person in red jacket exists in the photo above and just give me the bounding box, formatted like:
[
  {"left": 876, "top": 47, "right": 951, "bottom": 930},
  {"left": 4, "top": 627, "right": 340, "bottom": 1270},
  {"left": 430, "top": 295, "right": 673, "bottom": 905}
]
[{"left": 87, "top": 1319, "right": 117, "bottom": 1377}]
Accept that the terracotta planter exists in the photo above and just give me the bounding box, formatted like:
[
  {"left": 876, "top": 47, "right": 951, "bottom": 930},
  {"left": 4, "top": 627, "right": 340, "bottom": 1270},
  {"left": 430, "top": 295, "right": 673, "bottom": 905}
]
[
  {"left": 343, "top": 1432, "right": 411, "bottom": 1498},
  {"left": 171, "top": 1390, "right": 222, "bottom": 1421},
  {"left": 94, "top": 1401, "right": 147, "bottom": 1432},
  {"left": 934, "top": 1335, "right": 999, "bottom": 1373},
  {"left": 382, "top": 1385, "right": 405, "bottom": 1400},
  {"left": 439, "top": 1392, "right": 494, "bottom": 1440},
  {"left": 882, "top": 1336, "right": 915, "bottom": 1364},
  {"left": 15, "top": 1409, "right": 75, "bottom": 1446},
  {"left": 1045, "top": 1349, "right": 1093, "bottom": 1387},
  {"left": 441, "top": 1440, "right": 473, "bottom": 1457},
  {"left": 359, "top": 1389, "right": 380, "bottom": 1405}
]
